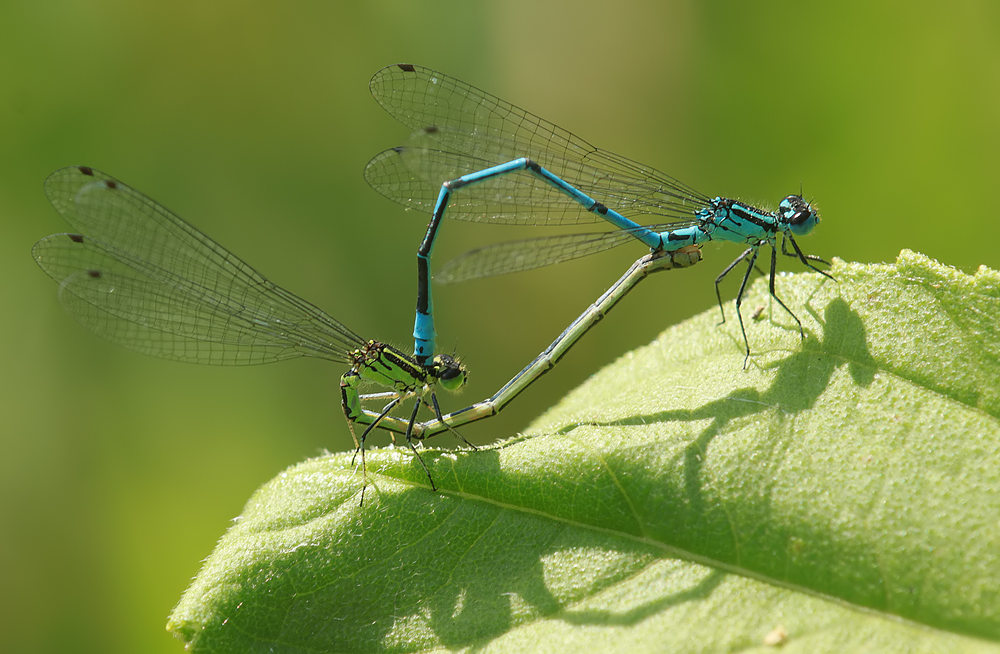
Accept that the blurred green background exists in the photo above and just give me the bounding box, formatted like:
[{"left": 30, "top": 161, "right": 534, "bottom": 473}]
[{"left": 2, "top": 1, "right": 998, "bottom": 652}]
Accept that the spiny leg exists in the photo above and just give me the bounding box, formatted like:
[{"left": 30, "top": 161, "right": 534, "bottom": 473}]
[
  {"left": 783, "top": 233, "right": 835, "bottom": 280},
  {"left": 351, "top": 396, "right": 402, "bottom": 506},
  {"left": 403, "top": 399, "right": 437, "bottom": 491},
  {"left": 732, "top": 246, "right": 761, "bottom": 368},
  {"left": 427, "top": 392, "right": 478, "bottom": 449},
  {"left": 715, "top": 246, "right": 756, "bottom": 326},
  {"left": 356, "top": 391, "right": 406, "bottom": 445},
  {"left": 351, "top": 396, "right": 402, "bottom": 465},
  {"left": 765, "top": 244, "right": 805, "bottom": 339}
]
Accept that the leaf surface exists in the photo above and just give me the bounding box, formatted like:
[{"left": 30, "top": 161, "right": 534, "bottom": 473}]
[{"left": 169, "top": 251, "right": 1000, "bottom": 653}]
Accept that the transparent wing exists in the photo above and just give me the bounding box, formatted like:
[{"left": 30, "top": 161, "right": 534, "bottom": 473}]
[
  {"left": 366, "top": 142, "right": 693, "bottom": 226},
  {"left": 34, "top": 166, "right": 365, "bottom": 365},
  {"left": 368, "top": 64, "right": 714, "bottom": 224},
  {"left": 435, "top": 222, "right": 685, "bottom": 283}
]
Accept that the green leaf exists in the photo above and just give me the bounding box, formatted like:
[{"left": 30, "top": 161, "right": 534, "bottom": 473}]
[{"left": 168, "top": 251, "right": 1000, "bottom": 653}]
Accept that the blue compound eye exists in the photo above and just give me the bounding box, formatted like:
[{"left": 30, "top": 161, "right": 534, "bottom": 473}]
[
  {"left": 779, "top": 195, "right": 819, "bottom": 235},
  {"left": 789, "top": 209, "right": 811, "bottom": 226}
]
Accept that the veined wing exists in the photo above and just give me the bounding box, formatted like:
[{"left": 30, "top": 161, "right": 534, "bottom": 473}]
[
  {"left": 435, "top": 222, "right": 693, "bottom": 283},
  {"left": 368, "top": 64, "right": 713, "bottom": 224},
  {"left": 34, "top": 166, "right": 364, "bottom": 365},
  {"left": 365, "top": 144, "right": 604, "bottom": 225}
]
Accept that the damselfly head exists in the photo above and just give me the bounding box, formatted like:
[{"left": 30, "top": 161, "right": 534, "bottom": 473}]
[
  {"left": 779, "top": 195, "right": 820, "bottom": 236},
  {"left": 430, "top": 353, "right": 468, "bottom": 392}
]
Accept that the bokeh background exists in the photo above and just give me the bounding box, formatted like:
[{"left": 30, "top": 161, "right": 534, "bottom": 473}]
[{"left": 2, "top": 1, "right": 998, "bottom": 652}]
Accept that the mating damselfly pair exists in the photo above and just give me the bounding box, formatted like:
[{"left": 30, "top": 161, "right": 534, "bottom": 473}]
[{"left": 32, "top": 64, "right": 829, "bottom": 497}]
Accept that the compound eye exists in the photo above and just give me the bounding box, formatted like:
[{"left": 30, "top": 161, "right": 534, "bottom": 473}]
[
  {"left": 432, "top": 354, "right": 468, "bottom": 391},
  {"left": 789, "top": 210, "right": 810, "bottom": 226},
  {"left": 438, "top": 366, "right": 467, "bottom": 391},
  {"left": 439, "top": 365, "right": 462, "bottom": 381}
]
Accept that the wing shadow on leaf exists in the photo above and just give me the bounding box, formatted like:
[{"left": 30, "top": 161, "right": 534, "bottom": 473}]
[
  {"left": 171, "top": 299, "right": 881, "bottom": 652},
  {"left": 173, "top": 445, "right": 741, "bottom": 652},
  {"left": 357, "top": 451, "right": 730, "bottom": 646},
  {"left": 553, "top": 296, "right": 874, "bottom": 442},
  {"left": 542, "top": 297, "right": 873, "bottom": 536}
]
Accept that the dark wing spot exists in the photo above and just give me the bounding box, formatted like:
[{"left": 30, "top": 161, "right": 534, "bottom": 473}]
[
  {"left": 87, "top": 270, "right": 102, "bottom": 278},
  {"left": 68, "top": 234, "right": 85, "bottom": 243},
  {"left": 424, "top": 125, "right": 439, "bottom": 134},
  {"left": 105, "top": 180, "right": 117, "bottom": 190},
  {"left": 398, "top": 64, "right": 416, "bottom": 73},
  {"left": 78, "top": 166, "right": 94, "bottom": 176}
]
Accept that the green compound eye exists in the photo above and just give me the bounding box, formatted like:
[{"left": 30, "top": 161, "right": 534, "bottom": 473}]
[
  {"left": 432, "top": 354, "right": 468, "bottom": 391},
  {"left": 32, "top": 165, "right": 477, "bottom": 499}
]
